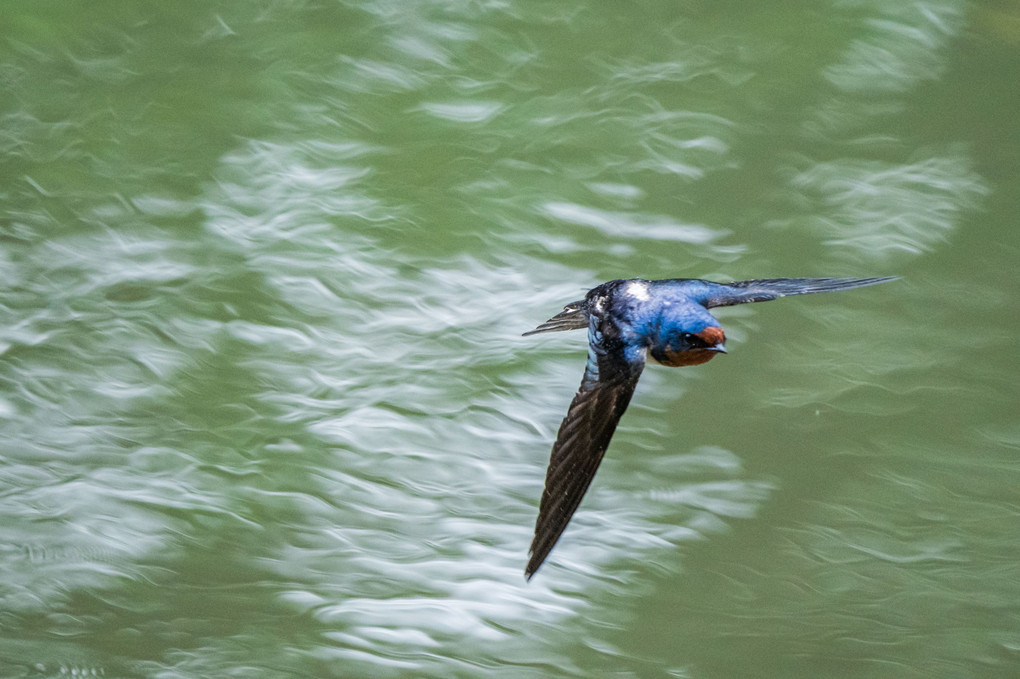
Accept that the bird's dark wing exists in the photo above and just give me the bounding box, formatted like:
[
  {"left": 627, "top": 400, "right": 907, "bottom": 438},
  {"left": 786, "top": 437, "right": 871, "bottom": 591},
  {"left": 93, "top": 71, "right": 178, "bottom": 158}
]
[
  {"left": 522, "top": 299, "right": 588, "bottom": 336},
  {"left": 702, "top": 276, "right": 898, "bottom": 308},
  {"left": 526, "top": 327, "right": 645, "bottom": 580}
]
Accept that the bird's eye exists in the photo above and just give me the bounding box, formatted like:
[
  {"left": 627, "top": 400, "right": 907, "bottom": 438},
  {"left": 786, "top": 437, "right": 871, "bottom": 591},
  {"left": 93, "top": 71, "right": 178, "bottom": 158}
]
[{"left": 680, "top": 331, "right": 706, "bottom": 347}]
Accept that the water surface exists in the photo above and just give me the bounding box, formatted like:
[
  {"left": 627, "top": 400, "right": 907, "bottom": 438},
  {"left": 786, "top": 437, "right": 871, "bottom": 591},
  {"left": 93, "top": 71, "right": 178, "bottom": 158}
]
[{"left": 1, "top": 1, "right": 1018, "bottom": 677}]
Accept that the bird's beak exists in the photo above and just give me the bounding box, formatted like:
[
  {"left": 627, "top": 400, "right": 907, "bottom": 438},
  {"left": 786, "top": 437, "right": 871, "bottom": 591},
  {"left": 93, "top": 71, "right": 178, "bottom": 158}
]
[{"left": 710, "top": 343, "right": 727, "bottom": 354}]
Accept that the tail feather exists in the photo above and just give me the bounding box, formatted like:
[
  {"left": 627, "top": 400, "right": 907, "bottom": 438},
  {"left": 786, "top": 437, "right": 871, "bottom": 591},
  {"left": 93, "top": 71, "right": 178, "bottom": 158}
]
[{"left": 522, "top": 300, "right": 588, "bottom": 336}]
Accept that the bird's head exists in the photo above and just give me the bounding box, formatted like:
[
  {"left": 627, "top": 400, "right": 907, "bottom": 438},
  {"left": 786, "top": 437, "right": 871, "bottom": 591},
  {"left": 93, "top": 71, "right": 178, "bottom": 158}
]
[{"left": 648, "top": 317, "right": 727, "bottom": 367}]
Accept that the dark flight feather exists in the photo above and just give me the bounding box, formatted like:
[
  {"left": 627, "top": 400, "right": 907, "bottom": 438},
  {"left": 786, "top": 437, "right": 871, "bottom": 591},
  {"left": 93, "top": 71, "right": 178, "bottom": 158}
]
[
  {"left": 703, "top": 276, "right": 898, "bottom": 308},
  {"left": 525, "top": 306, "right": 645, "bottom": 579}
]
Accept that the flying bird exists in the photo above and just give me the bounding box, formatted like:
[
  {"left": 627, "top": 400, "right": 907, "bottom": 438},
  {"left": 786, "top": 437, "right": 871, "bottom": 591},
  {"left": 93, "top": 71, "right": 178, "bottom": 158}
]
[{"left": 523, "top": 276, "right": 897, "bottom": 580}]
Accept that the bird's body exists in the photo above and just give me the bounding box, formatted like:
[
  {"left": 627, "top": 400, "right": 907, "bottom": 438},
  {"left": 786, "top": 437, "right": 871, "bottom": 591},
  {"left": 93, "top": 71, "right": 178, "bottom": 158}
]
[{"left": 524, "top": 276, "right": 897, "bottom": 580}]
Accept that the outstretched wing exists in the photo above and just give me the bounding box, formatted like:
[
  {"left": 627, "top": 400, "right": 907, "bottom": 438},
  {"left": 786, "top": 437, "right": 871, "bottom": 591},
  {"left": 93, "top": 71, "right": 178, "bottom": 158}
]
[
  {"left": 526, "top": 327, "right": 645, "bottom": 580},
  {"left": 702, "top": 277, "right": 898, "bottom": 308}
]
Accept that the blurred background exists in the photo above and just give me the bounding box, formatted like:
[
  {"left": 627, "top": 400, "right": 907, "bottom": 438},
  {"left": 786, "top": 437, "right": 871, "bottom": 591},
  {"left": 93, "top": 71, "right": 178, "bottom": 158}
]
[{"left": 1, "top": 1, "right": 1017, "bottom": 677}]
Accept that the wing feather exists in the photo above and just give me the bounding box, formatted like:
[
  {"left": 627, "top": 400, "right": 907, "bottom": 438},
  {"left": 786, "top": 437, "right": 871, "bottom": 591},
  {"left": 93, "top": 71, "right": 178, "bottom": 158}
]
[
  {"left": 526, "top": 337, "right": 644, "bottom": 580},
  {"left": 702, "top": 277, "right": 898, "bottom": 308}
]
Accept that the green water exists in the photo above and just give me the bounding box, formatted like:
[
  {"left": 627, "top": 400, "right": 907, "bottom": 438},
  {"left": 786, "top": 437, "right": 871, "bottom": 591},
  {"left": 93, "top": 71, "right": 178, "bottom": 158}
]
[{"left": 1, "top": 1, "right": 1018, "bottom": 677}]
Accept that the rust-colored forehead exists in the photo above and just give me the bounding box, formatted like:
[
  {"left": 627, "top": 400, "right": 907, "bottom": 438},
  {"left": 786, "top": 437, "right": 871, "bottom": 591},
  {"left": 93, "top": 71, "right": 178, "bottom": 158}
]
[{"left": 696, "top": 326, "right": 725, "bottom": 344}]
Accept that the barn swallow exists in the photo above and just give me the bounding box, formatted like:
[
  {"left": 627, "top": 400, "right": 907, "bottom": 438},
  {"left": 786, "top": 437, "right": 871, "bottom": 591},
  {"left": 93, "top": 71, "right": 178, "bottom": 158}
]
[{"left": 523, "top": 276, "right": 897, "bottom": 579}]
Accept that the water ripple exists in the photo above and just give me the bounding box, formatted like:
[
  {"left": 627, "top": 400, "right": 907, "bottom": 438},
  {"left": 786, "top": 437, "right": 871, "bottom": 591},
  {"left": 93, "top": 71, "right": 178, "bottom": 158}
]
[{"left": 0, "top": 0, "right": 1009, "bottom": 676}]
